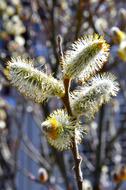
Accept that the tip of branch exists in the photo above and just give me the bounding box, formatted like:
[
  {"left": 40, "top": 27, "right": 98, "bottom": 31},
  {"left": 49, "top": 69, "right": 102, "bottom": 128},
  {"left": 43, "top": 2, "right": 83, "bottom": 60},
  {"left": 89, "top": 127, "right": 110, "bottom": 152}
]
[{"left": 57, "top": 34, "right": 62, "bottom": 44}]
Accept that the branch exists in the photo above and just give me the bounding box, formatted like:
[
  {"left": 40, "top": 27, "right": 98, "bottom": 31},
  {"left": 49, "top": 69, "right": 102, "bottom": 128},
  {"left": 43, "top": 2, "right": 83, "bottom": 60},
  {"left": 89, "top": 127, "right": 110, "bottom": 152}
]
[
  {"left": 105, "top": 124, "right": 126, "bottom": 157},
  {"left": 75, "top": 0, "right": 85, "bottom": 40},
  {"left": 57, "top": 36, "right": 83, "bottom": 189},
  {"left": 113, "top": 182, "right": 122, "bottom": 190},
  {"left": 93, "top": 105, "right": 105, "bottom": 190},
  {"left": 88, "top": 0, "right": 98, "bottom": 33},
  {"left": 62, "top": 78, "right": 83, "bottom": 190},
  {"left": 50, "top": 0, "right": 59, "bottom": 77},
  {"left": 22, "top": 134, "right": 51, "bottom": 170}
]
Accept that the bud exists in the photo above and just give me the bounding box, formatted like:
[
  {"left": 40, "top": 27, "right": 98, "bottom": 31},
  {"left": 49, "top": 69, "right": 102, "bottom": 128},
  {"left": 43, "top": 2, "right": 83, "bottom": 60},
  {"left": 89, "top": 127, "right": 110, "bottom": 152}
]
[
  {"left": 4, "top": 16, "right": 26, "bottom": 35},
  {"left": 70, "top": 73, "right": 119, "bottom": 120},
  {"left": 111, "top": 27, "right": 126, "bottom": 44},
  {"left": 0, "top": 0, "right": 7, "bottom": 11},
  {"left": 119, "top": 8, "right": 126, "bottom": 20},
  {"left": 113, "top": 165, "right": 126, "bottom": 184},
  {"left": 120, "top": 165, "right": 126, "bottom": 180},
  {"left": 41, "top": 109, "right": 83, "bottom": 150},
  {"left": 118, "top": 40, "right": 126, "bottom": 61},
  {"left": 5, "top": 57, "right": 64, "bottom": 103},
  {"left": 62, "top": 34, "right": 109, "bottom": 82},
  {"left": 82, "top": 180, "right": 92, "bottom": 190},
  {"left": 38, "top": 168, "right": 48, "bottom": 183},
  {"left": 6, "top": 6, "right": 15, "bottom": 16},
  {"left": 113, "top": 173, "right": 121, "bottom": 184}
]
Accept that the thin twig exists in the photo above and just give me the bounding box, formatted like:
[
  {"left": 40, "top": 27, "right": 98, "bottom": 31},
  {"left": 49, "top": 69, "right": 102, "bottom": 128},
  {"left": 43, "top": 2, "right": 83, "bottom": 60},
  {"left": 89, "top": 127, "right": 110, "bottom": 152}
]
[
  {"left": 57, "top": 35, "right": 64, "bottom": 70},
  {"left": 88, "top": 0, "right": 98, "bottom": 33},
  {"left": 22, "top": 134, "right": 51, "bottom": 170},
  {"left": 75, "top": 0, "right": 85, "bottom": 40},
  {"left": 50, "top": 0, "right": 59, "bottom": 77},
  {"left": 57, "top": 35, "right": 63, "bottom": 59},
  {"left": 57, "top": 35, "right": 83, "bottom": 189},
  {"left": 93, "top": 105, "right": 105, "bottom": 190},
  {"left": 18, "top": 165, "right": 41, "bottom": 184},
  {"left": 105, "top": 124, "right": 126, "bottom": 157},
  {"left": 62, "top": 78, "right": 83, "bottom": 190},
  {"left": 113, "top": 182, "right": 122, "bottom": 190},
  {"left": 95, "top": 0, "right": 106, "bottom": 12}
]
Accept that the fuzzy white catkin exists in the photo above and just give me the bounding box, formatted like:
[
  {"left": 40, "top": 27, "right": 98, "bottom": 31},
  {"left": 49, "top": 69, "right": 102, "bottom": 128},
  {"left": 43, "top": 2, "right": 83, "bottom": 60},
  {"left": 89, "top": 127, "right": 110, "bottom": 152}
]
[
  {"left": 41, "top": 109, "right": 84, "bottom": 150},
  {"left": 6, "top": 57, "right": 64, "bottom": 103},
  {"left": 70, "top": 73, "right": 119, "bottom": 120},
  {"left": 62, "top": 34, "right": 109, "bottom": 81}
]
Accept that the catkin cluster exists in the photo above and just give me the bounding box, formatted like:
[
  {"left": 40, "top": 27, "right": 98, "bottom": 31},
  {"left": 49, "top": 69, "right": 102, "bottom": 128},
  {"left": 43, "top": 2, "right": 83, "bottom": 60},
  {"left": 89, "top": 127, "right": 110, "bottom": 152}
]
[{"left": 5, "top": 34, "right": 119, "bottom": 150}]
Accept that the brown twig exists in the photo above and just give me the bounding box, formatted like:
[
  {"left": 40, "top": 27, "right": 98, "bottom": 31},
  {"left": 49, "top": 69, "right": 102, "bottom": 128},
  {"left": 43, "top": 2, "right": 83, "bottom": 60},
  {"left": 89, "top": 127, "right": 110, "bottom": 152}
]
[
  {"left": 57, "top": 35, "right": 63, "bottom": 59},
  {"left": 57, "top": 35, "right": 64, "bottom": 70},
  {"left": 75, "top": 0, "right": 85, "bottom": 40},
  {"left": 61, "top": 78, "right": 83, "bottom": 190},
  {"left": 88, "top": 0, "right": 98, "bottom": 33},
  {"left": 50, "top": 0, "right": 59, "bottom": 77},
  {"left": 57, "top": 35, "right": 83, "bottom": 189}
]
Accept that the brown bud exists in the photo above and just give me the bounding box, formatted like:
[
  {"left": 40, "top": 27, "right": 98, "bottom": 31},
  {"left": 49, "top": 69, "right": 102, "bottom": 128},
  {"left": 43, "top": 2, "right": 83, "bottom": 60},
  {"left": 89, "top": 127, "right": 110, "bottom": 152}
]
[
  {"left": 38, "top": 168, "right": 48, "bottom": 183},
  {"left": 120, "top": 166, "right": 126, "bottom": 180},
  {"left": 113, "top": 173, "right": 122, "bottom": 184}
]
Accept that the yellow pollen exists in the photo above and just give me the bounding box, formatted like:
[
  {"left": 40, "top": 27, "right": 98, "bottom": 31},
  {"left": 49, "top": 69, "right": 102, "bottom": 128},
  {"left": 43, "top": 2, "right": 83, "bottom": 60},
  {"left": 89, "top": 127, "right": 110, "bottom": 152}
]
[
  {"left": 48, "top": 118, "right": 59, "bottom": 140},
  {"left": 97, "top": 41, "right": 103, "bottom": 49}
]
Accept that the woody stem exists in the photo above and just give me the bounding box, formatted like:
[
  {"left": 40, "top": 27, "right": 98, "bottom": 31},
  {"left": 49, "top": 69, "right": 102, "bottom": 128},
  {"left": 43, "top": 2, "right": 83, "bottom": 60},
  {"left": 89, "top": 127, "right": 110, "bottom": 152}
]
[{"left": 62, "top": 78, "right": 83, "bottom": 190}]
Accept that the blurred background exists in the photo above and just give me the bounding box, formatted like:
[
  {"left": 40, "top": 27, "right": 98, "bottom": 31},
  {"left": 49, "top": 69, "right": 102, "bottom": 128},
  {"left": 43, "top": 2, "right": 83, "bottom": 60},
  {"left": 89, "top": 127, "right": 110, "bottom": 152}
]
[{"left": 0, "top": 0, "right": 126, "bottom": 190}]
